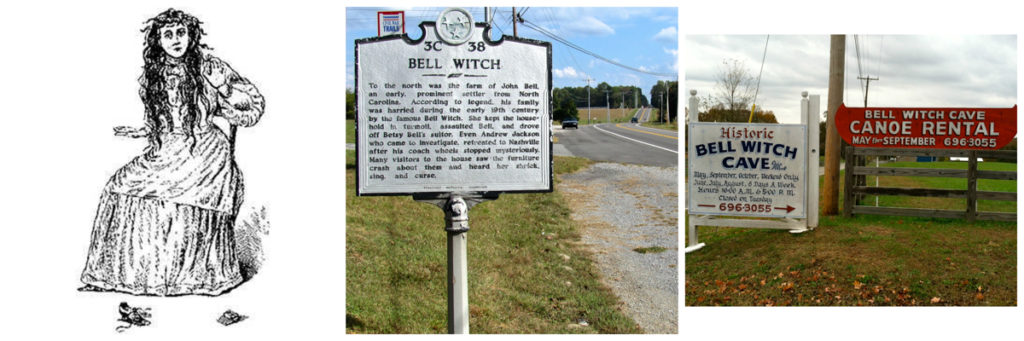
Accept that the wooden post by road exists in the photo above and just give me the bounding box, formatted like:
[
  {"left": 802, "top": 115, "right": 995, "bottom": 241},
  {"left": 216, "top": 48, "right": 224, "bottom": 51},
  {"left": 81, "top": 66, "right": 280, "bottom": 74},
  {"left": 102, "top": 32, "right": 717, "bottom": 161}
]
[{"left": 823, "top": 35, "right": 845, "bottom": 215}]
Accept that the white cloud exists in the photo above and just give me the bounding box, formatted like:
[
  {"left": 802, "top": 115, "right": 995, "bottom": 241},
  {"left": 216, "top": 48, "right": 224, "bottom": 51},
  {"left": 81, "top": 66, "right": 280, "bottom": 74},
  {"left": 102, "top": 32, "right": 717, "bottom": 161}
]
[
  {"left": 554, "top": 66, "right": 583, "bottom": 78},
  {"left": 665, "top": 48, "right": 679, "bottom": 71},
  {"left": 557, "top": 16, "right": 615, "bottom": 36},
  {"left": 653, "top": 27, "right": 677, "bottom": 43}
]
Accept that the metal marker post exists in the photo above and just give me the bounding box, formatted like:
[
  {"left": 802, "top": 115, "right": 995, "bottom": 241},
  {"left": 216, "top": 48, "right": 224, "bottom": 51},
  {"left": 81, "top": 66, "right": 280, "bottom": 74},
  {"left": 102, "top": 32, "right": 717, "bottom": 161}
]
[
  {"left": 415, "top": 192, "right": 497, "bottom": 334},
  {"left": 445, "top": 196, "right": 469, "bottom": 334}
]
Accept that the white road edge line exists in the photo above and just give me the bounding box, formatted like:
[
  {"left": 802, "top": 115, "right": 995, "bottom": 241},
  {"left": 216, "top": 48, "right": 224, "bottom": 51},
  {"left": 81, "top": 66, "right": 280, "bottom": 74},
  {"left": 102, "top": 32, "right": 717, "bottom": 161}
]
[{"left": 592, "top": 125, "right": 678, "bottom": 154}]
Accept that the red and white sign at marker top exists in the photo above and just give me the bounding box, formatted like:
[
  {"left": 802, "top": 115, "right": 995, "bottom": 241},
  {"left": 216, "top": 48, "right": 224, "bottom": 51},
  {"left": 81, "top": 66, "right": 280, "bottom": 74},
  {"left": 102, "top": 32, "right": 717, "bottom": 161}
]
[
  {"left": 377, "top": 11, "right": 405, "bottom": 37},
  {"left": 836, "top": 104, "right": 1017, "bottom": 150}
]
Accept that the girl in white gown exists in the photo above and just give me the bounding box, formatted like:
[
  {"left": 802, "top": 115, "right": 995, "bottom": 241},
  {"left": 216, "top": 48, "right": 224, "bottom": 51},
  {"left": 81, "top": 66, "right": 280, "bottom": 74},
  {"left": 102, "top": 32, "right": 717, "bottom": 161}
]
[{"left": 80, "top": 8, "right": 265, "bottom": 296}]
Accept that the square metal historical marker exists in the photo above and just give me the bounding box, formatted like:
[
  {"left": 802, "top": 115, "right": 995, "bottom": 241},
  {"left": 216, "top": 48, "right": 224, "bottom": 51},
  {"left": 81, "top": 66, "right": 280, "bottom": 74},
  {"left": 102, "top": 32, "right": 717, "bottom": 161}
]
[{"left": 355, "top": 21, "right": 553, "bottom": 196}]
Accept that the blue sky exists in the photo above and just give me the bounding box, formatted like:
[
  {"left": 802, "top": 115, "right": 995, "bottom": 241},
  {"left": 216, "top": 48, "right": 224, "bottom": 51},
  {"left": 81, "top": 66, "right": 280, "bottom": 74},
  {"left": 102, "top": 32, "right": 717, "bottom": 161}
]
[{"left": 346, "top": 7, "right": 679, "bottom": 103}]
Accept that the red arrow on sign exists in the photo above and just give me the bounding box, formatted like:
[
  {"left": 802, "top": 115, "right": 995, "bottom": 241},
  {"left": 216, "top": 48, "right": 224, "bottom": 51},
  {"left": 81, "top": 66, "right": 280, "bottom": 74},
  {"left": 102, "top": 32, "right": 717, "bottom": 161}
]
[{"left": 774, "top": 205, "right": 795, "bottom": 213}]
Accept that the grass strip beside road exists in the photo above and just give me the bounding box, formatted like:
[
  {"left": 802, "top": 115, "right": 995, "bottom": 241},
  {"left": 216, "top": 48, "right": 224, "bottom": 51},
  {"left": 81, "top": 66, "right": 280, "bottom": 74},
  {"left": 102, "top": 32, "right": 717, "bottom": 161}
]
[
  {"left": 640, "top": 121, "right": 678, "bottom": 131},
  {"left": 639, "top": 109, "right": 678, "bottom": 131},
  {"left": 614, "top": 124, "right": 678, "bottom": 140},
  {"left": 347, "top": 151, "right": 642, "bottom": 333}
]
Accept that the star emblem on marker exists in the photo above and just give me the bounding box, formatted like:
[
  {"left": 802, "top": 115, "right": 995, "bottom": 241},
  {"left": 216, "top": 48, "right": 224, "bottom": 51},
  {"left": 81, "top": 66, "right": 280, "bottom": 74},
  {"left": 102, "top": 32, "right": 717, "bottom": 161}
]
[{"left": 435, "top": 8, "right": 473, "bottom": 45}]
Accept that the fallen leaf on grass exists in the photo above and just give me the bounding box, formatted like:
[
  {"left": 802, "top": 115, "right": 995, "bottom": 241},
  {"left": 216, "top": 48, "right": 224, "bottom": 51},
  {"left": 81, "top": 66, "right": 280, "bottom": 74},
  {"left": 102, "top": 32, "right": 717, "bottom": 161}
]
[
  {"left": 853, "top": 281, "right": 863, "bottom": 290},
  {"left": 930, "top": 297, "right": 941, "bottom": 304},
  {"left": 738, "top": 284, "right": 748, "bottom": 290},
  {"left": 780, "top": 282, "right": 794, "bottom": 292},
  {"left": 976, "top": 293, "right": 985, "bottom": 300}
]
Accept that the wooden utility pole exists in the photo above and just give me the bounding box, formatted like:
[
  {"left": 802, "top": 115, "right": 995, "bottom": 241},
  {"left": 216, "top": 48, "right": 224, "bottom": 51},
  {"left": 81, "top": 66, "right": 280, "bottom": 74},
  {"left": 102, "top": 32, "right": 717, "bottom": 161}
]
[
  {"left": 666, "top": 82, "right": 672, "bottom": 124},
  {"left": 823, "top": 35, "right": 845, "bottom": 215},
  {"left": 584, "top": 77, "right": 593, "bottom": 123},
  {"left": 856, "top": 75, "right": 878, "bottom": 204},
  {"left": 658, "top": 91, "right": 665, "bottom": 124},
  {"left": 604, "top": 90, "right": 611, "bottom": 123},
  {"left": 512, "top": 7, "right": 517, "bottom": 37},
  {"left": 858, "top": 75, "right": 878, "bottom": 107}
]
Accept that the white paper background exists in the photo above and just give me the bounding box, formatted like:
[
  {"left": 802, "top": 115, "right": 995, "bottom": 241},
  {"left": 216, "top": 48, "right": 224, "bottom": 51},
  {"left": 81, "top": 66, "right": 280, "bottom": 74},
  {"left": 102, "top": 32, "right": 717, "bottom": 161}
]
[
  {"left": 0, "top": 0, "right": 1021, "bottom": 340},
  {"left": 0, "top": 1, "right": 345, "bottom": 339}
]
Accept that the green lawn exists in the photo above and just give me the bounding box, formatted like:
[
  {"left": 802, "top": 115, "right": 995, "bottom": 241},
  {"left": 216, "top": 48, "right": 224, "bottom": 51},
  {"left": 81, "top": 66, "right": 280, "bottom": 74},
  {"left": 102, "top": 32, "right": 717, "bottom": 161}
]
[
  {"left": 851, "top": 161, "right": 1016, "bottom": 212},
  {"left": 686, "top": 161, "right": 1017, "bottom": 306},
  {"left": 346, "top": 151, "right": 641, "bottom": 333},
  {"left": 639, "top": 109, "right": 677, "bottom": 131}
]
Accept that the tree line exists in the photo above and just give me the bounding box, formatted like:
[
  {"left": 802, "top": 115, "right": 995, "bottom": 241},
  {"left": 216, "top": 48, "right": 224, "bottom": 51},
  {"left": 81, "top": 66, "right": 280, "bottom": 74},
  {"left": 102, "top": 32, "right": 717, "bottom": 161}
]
[{"left": 552, "top": 84, "right": 648, "bottom": 121}]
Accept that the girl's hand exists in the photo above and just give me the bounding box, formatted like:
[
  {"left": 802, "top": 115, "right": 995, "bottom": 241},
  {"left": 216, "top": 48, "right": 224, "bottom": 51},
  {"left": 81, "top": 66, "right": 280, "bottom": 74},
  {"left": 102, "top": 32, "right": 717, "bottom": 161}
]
[
  {"left": 113, "top": 126, "right": 148, "bottom": 138},
  {"left": 204, "top": 61, "right": 228, "bottom": 89}
]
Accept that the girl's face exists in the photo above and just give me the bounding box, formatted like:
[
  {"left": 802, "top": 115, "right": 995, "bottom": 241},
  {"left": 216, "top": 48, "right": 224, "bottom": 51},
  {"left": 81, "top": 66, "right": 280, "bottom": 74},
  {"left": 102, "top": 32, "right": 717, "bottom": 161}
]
[{"left": 159, "top": 24, "right": 189, "bottom": 59}]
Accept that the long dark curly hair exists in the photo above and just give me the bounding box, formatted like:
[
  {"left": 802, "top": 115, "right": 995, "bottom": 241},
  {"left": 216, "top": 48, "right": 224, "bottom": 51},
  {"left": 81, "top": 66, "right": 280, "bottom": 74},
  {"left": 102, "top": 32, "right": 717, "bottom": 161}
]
[{"left": 140, "top": 8, "right": 208, "bottom": 150}]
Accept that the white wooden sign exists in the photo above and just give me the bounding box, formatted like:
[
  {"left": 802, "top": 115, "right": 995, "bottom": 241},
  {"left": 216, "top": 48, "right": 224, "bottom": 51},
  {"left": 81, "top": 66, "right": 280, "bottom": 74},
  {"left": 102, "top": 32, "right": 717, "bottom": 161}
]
[
  {"left": 688, "top": 123, "right": 807, "bottom": 218},
  {"left": 355, "top": 21, "right": 552, "bottom": 195},
  {"left": 685, "top": 92, "right": 820, "bottom": 253}
]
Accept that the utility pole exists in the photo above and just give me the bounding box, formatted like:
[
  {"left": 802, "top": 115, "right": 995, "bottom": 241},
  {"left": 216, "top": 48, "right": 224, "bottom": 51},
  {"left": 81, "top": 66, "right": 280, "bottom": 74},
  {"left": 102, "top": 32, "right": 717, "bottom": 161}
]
[
  {"left": 512, "top": 7, "right": 517, "bottom": 37},
  {"left": 858, "top": 75, "right": 879, "bottom": 206},
  {"left": 666, "top": 81, "right": 672, "bottom": 124},
  {"left": 584, "top": 77, "right": 593, "bottom": 124},
  {"left": 823, "top": 35, "right": 846, "bottom": 215},
  {"left": 604, "top": 89, "right": 611, "bottom": 123},
  {"left": 858, "top": 75, "right": 878, "bottom": 107},
  {"left": 659, "top": 90, "right": 667, "bottom": 123}
]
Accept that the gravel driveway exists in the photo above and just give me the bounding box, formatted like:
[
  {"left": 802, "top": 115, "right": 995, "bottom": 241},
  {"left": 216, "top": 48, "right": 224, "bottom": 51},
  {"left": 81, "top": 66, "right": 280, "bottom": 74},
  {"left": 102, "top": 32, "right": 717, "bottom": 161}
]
[{"left": 558, "top": 162, "right": 678, "bottom": 334}]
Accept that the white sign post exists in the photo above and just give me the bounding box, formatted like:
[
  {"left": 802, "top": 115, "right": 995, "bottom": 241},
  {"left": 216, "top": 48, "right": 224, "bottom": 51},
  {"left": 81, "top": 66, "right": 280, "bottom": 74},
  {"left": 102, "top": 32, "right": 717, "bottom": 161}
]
[
  {"left": 356, "top": 8, "right": 552, "bottom": 333},
  {"left": 685, "top": 92, "right": 820, "bottom": 253}
]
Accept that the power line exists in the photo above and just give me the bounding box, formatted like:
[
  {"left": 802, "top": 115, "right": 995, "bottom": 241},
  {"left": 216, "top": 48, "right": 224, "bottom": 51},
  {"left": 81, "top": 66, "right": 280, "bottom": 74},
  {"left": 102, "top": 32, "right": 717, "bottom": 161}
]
[
  {"left": 541, "top": 8, "right": 585, "bottom": 81},
  {"left": 749, "top": 35, "right": 769, "bottom": 122},
  {"left": 854, "top": 35, "right": 865, "bottom": 98},
  {"left": 518, "top": 17, "right": 677, "bottom": 78}
]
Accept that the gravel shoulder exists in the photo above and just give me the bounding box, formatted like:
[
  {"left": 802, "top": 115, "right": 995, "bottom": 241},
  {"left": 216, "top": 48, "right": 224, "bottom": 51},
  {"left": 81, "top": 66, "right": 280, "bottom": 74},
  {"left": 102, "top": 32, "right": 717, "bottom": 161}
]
[{"left": 558, "top": 162, "right": 678, "bottom": 334}]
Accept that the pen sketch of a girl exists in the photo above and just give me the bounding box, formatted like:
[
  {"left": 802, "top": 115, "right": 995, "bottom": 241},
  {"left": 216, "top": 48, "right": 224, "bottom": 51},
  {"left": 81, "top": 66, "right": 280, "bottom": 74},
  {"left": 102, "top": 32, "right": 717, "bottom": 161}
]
[{"left": 80, "top": 8, "right": 266, "bottom": 296}]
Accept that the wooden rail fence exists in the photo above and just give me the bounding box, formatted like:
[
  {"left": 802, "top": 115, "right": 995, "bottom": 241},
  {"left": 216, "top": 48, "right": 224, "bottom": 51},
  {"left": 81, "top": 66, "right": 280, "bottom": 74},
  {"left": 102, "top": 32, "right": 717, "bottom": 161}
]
[{"left": 843, "top": 147, "right": 1016, "bottom": 222}]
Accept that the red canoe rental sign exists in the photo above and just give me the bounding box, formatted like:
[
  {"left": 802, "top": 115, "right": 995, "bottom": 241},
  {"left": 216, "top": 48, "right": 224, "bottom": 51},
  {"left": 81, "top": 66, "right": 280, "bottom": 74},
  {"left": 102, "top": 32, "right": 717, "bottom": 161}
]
[{"left": 835, "top": 104, "right": 1017, "bottom": 149}]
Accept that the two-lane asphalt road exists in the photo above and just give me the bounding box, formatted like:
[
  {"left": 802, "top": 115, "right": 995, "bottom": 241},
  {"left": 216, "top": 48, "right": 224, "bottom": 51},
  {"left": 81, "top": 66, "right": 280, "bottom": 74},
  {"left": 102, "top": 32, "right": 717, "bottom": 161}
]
[{"left": 555, "top": 118, "right": 678, "bottom": 168}]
